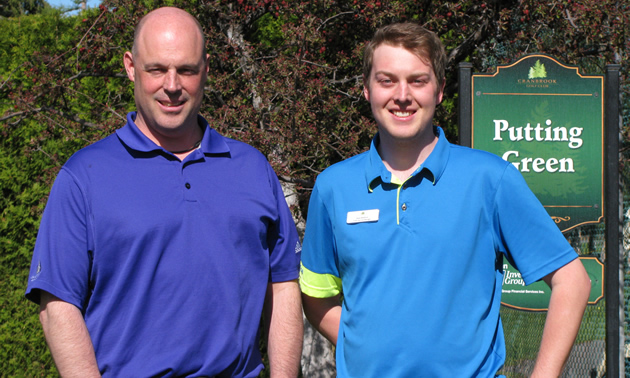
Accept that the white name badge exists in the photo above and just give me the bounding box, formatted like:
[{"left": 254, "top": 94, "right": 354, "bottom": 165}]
[{"left": 346, "top": 209, "right": 380, "bottom": 224}]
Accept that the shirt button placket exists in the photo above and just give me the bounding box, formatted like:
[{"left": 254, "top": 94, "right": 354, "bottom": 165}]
[{"left": 181, "top": 164, "right": 196, "bottom": 202}]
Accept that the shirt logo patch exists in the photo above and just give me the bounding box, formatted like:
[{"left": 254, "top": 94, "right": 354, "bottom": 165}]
[
  {"left": 346, "top": 209, "right": 379, "bottom": 224},
  {"left": 295, "top": 241, "right": 302, "bottom": 254},
  {"left": 30, "top": 261, "right": 42, "bottom": 282}
]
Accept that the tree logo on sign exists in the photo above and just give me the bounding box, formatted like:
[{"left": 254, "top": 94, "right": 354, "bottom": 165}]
[{"left": 528, "top": 60, "right": 548, "bottom": 79}]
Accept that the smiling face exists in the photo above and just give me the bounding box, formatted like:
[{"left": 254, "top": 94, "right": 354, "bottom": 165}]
[
  {"left": 123, "top": 8, "right": 208, "bottom": 148},
  {"left": 363, "top": 44, "right": 444, "bottom": 147}
]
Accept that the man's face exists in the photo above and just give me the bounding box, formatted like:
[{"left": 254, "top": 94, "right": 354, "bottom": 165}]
[
  {"left": 363, "top": 44, "right": 444, "bottom": 145},
  {"left": 124, "top": 18, "right": 208, "bottom": 140}
]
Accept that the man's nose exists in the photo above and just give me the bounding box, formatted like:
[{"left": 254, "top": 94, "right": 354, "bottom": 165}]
[
  {"left": 163, "top": 70, "right": 181, "bottom": 93},
  {"left": 393, "top": 82, "right": 410, "bottom": 101}
]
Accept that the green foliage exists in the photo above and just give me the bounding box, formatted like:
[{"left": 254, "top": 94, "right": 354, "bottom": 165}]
[
  {"left": 1, "top": 0, "right": 628, "bottom": 375},
  {"left": 0, "top": 6, "right": 112, "bottom": 375},
  {"left": 0, "top": 0, "right": 48, "bottom": 17},
  {"left": 251, "top": 12, "right": 289, "bottom": 49}
]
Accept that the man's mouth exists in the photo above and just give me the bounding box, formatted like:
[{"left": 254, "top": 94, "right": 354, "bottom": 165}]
[
  {"left": 392, "top": 110, "right": 413, "bottom": 117},
  {"left": 159, "top": 100, "right": 184, "bottom": 107}
]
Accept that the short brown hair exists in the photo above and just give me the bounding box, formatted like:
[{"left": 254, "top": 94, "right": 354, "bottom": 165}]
[{"left": 363, "top": 23, "right": 446, "bottom": 89}]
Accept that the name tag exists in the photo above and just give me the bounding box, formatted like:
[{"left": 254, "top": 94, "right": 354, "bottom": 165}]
[{"left": 346, "top": 209, "right": 379, "bottom": 224}]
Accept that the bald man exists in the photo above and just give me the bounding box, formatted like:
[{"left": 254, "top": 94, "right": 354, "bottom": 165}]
[{"left": 26, "top": 7, "right": 303, "bottom": 377}]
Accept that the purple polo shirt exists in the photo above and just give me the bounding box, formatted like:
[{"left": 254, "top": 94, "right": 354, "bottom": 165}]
[{"left": 26, "top": 112, "right": 301, "bottom": 377}]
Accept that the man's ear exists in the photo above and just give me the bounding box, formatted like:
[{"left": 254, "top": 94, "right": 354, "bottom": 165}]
[
  {"left": 123, "top": 51, "right": 135, "bottom": 82},
  {"left": 436, "top": 79, "right": 445, "bottom": 105},
  {"left": 363, "top": 85, "right": 370, "bottom": 102}
]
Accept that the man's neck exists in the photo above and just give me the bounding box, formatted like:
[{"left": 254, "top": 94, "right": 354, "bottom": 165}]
[
  {"left": 377, "top": 131, "right": 438, "bottom": 182},
  {"left": 169, "top": 126, "right": 204, "bottom": 160},
  {"left": 134, "top": 115, "right": 204, "bottom": 157}
]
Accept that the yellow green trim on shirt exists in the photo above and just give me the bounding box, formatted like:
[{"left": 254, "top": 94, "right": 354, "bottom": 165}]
[{"left": 299, "top": 262, "right": 342, "bottom": 298}]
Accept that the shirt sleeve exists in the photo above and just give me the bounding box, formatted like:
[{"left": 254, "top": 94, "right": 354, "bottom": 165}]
[
  {"left": 25, "top": 167, "right": 92, "bottom": 310},
  {"left": 494, "top": 164, "right": 577, "bottom": 285},
  {"left": 300, "top": 263, "right": 342, "bottom": 298},
  {"left": 266, "top": 163, "right": 301, "bottom": 283},
  {"left": 299, "top": 180, "right": 342, "bottom": 297}
]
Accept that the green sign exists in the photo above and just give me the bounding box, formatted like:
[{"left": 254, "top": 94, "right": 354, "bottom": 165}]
[
  {"left": 472, "top": 55, "right": 604, "bottom": 232},
  {"left": 501, "top": 256, "right": 604, "bottom": 311}
]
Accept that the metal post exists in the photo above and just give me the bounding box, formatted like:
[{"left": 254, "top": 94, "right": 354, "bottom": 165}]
[
  {"left": 604, "top": 63, "right": 622, "bottom": 377},
  {"left": 458, "top": 62, "right": 473, "bottom": 147}
]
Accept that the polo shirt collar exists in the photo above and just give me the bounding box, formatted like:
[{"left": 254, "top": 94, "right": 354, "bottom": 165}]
[
  {"left": 197, "top": 116, "right": 231, "bottom": 154},
  {"left": 365, "top": 135, "right": 393, "bottom": 187},
  {"left": 116, "top": 112, "right": 230, "bottom": 155},
  {"left": 365, "top": 126, "right": 450, "bottom": 190},
  {"left": 421, "top": 126, "right": 450, "bottom": 184}
]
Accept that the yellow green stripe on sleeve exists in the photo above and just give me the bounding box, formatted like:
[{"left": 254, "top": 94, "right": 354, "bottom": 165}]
[{"left": 299, "top": 262, "right": 342, "bottom": 298}]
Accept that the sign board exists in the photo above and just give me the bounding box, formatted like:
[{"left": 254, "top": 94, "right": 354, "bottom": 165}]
[
  {"left": 471, "top": 55, "right": 604, "bottom": 232},
  {"left": 501, "top": 256, "right": 604, "bottom": 311},
  {"left": 470, "top": 55, "right": 605, "bottom": 310}
]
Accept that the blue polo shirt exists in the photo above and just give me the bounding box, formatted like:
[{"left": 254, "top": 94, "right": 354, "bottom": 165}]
[
  {"left": 26, "top": 112, "right": 301, "bottom": 377},
  {"left": 300, "top": 127, "right": 577, "bottom": 377}
]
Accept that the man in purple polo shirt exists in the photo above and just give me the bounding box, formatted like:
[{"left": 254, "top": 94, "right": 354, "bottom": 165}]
[{"left": 25, "top": 7, "right": 302, "bottom": 377}]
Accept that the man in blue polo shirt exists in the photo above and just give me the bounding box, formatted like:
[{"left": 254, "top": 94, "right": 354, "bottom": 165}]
[
  {"left": 25, "top": 7, "right": 302, "bottom": 377},
  {"left": 300, "top": 22, "right": 591, "bottom": 377}
]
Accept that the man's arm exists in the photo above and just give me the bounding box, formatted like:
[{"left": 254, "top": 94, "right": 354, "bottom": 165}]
[
  {"left": 264, "top": 280, "right": 303, "bottom": 378},
  {"left": 301, "top": 293, "right": 341, "bottom": 346},
  {"left": 39, "top": 291, "right": 101, "bottom": 377},
  {"left": 531, "top": 258, "right": 591, "bottom": 377}
]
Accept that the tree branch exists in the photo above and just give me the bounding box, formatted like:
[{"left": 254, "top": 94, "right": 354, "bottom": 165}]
[
  {"left": 446, "top": 16, "right": 491, "bottom": 67},
  {"left": 317, "top": 11, "right": 356, "bottom": 32},
  {"left": 68, "top": 71, "right": 127, "bottom": 81},
  {"left": 279, "top": 175, "right": 314, "bottom": 188},
  {"left": 564, "top": 9, "right": 579, "bottom": 29},
  {"left": 0, "top": 106, "right": 99, "bottom": 128},
  {"left": 0, "top": 108, "right": 42, "bottom": 123}
]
